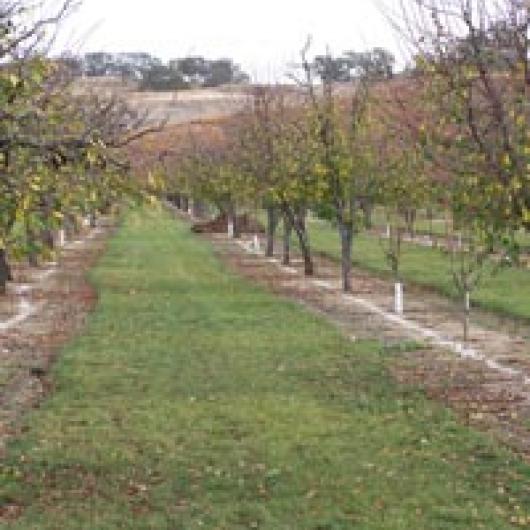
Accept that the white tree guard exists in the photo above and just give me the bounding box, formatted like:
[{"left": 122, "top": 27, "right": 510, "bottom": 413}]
[
  {"left": 253, "top": 234, "right": 260, "bottom": 252},
  {"left": 228, "top": 220, "right": 235, "bottom": 238},
  {"left": 58, "top": 229, "right": 66, "bottom": 247},
  {"left": 394, "top": 282, "right": 404, "bottom": 315}
]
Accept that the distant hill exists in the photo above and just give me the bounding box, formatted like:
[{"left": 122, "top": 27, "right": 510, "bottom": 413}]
[{"left": 73, "top": 76, "right": 251, "bottom": 125}]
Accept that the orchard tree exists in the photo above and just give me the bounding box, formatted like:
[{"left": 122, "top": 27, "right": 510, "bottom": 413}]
[
  {"left": 190, "top": 119, "right": 255, "bottom": 235},
  {"left": 237, "top": 87, "right": 319, "bottom": 272},
  {"left": 297, "top": 41, "right": 375, "bottom": 291},
  {"left": 0, "top": 0, "right": 163, "bottom": 293},
  {"left": 160, "top": 119, "right": 256, "bottom": 235},
  {"left": 394, "top": 0, "right": 530, "bottom": 339},
  {"left": 245, "top": 86, "right": 281, "bottom": 257},
  {"left": 270, "top": 101, "right": 320, "bottom": 274},
  {"left": 0, "top": 1, "right": 78, "bottom": 289},
  {"left": 364, "top": 83, "right": 430, "bottom": 313}
]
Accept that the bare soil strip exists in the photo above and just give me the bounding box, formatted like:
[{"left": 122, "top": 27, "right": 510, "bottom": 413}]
[
  {"left": 199, "top": 226, "right": 530, "bottom": 458},
  {"left": 0, "top": 222, "right": 113, "bottom": 456}
]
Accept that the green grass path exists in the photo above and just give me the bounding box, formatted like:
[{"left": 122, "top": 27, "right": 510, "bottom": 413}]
[{"left": 2, "top": 208, "right": 530, "bottom": 529}]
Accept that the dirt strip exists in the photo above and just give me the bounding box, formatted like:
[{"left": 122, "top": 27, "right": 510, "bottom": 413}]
[
  {"left": 196, "top": 226, "right": 530, "bottom": 459},
  {"left": 0, "top": 221, "right": 114, "bottom": 457}
]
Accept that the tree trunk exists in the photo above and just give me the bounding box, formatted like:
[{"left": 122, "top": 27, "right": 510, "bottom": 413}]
[
  {"left": 445, "top": 211, "right": 451, "bottom": 251},
  {"left": 266, "top": 206, "right": 278, "bottom": 258},
  {"left": 192, "top": 199, "right": 207, "bottom": 219},
  {"left": 427, "top": 207, "right": 437, "bottom": 247},
  {"left": 292, "top": 212, "right": 313, "bottom": 276},
  {"left": 394, "top": 281, "right": 404, "bottom": 315},
  {"left": 182, "top": 196, "right": 189, "bottom": 212},
  {"left": 427, "top": 207, "right": 433, "bottom": 237},
  {"left": 0, "top": 249, "right": 13, "bottom": 295},
  {"left": 232, "top": 207, "right": 240, "bottom": 239},
  {"left": 225, "top": 203, "right": 240, "bottom": 239},
  {"left": 405, "top": 208, "right": 416, "bottom": 238},
  {"left": 339, "top": 221, "right": 354, "bottom": 292},
  {"left": 299, "top": 233, "right": 314, "bottom": 276},
  {"left": 26, "top": 225, "right": 39, "bottom": 267},
  {"left": 56, "top": 229, "right": 66, "bottom": 248},
  {"left": 227, "top": 216, "right": 235, "bottom": 238},
  {"left": 65, "top": 215, "right": 77, "bottom": 239},
  {"left": 361, "top": 200, "right": 374, "bottom": 229},
  {"left": 41, "top": 228, "right": 55, "bottom": 251},
  {"left": 463, "top": 290, "right": 471, "bottom": 343},
  {"left": 282, "top": 216, "right": 292, "bottom": 266},
  {"left": 90, "top": 211, "right": 97, "bottom": 228}
]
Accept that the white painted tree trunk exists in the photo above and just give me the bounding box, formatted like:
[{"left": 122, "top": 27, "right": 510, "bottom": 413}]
[
  {"left": 394, "top": 282, "right": 404, "bottom": 315},
  {"left": 227, "top": 219, "right": 235, "bottom": 238},
  {"left": 386, "top": 224, "right": 391, "bottom": 239},
  {"left": 464, "top": 290, "right": 471, "bottom": 342},
  {"left": 253, "top": 234, "right": 260, "bottom": 252},
  {"left": 58, "top": 229, "right": 66, "bottom": 247},
  {"left": 82, "top": 216, "right": 90, "bottom": 228},
  {"left": 188, "top": 199, "right": 193, "bottom": 216}
]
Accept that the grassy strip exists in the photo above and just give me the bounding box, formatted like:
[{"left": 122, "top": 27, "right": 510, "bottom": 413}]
[
  {"left": 291, "top": 217, "right": 530, "bottom": 322},
  {"left": 368, "top": 209, "right": 530, "bottom": 247},
  {"left": 2, "top": 206, "right": 530, "bottom": 529}
]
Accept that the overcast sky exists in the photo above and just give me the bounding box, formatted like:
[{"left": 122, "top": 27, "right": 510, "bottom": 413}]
[{"left": 55, "top": 0, "right": 408, "bottom": 81}]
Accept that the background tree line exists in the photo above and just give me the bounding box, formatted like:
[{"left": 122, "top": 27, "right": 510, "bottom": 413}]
[{"left": 65, "top": 52, "right": 250, "bottom": 90}]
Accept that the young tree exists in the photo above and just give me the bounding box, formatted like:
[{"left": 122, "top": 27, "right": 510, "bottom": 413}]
[
  {"left": 363, "top": 81, "right": 431, "bottom": 313},
  {"left": 246, "top": 86, "right": 281, "bottom": 257}
]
